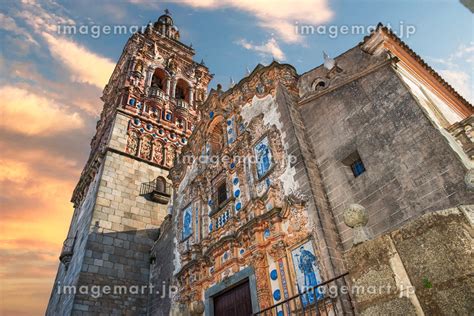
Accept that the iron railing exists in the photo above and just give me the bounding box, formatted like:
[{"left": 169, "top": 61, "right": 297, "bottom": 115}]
[
  {"left": 140, "top": 178, "right": 172, "bottom": 196},
  {"left": 140, "top": 178, "right": 172, "bottom": 204},
  {"left": 254, "top": 272, "right": 349, "bottom": 316}
]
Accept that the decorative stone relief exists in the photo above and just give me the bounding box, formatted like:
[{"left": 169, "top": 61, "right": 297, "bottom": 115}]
[{"left": 126, "top": 130, "right": 140, "bottom": 155}]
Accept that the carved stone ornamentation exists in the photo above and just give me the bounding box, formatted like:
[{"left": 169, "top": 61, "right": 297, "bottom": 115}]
[
  {"left": 166, "top": 145, "right": 175, "bottom": 167},
  {"left": 126, "top": 131, "right": 140, "bottom": 155},
  {"left": 152, "top": 141, "right": 164, "bottom": 164},
  {"left": 139, "top": 135, "right": 153, "bottom": 160}
]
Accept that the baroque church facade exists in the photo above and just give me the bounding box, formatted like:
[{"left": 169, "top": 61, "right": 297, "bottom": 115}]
[{"left": 47, "top": 12, "right": 473, "bottom": 316}]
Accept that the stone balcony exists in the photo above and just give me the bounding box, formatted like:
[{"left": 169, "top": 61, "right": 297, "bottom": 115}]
[
  {"left": 140, "top": 178, "right": 172, "bottom": 204},
  {"left": 148, "top": 86, "right": 167, "bottom": 101},
  {"left": 209, "top": 197, "right": 235, "bottom": 232},
  {"left": 176, "top": 98, "right": 189, "bottom": 109}
]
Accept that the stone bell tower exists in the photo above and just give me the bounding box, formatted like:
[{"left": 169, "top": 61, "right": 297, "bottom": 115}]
[{"left": 46, "top": 11, "right": 212, "bottom": 315}]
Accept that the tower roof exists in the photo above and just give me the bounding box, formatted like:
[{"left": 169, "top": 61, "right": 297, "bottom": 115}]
[
  {"left": 154, "top": 9, "right": 180, "bottom": 41},
  {"left": 156, "top": 9, "right": 173, "bottom": 26}
]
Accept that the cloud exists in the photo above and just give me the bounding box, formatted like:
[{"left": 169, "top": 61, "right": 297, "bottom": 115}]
[
  {"left": 0, "top": 2, "right": 112, "bottom": 314},
  {"left": 15, "top": 0, "right": 115, "bottom": 88},
  {"left": 439, "top": 69, "right": 472, "bottom": 103},
  {"left": 4, "top": 60, "right": 103, "bottom": 116},
  {"left": 0, "top": 132, "right": 80, "bottom": 314},
  {"left": 0, "top": 12, "right": 39, "bottom": 46},
  {"left": 237, "top": 37, "right": 286, "bottom": 60},
  {"left": 0, "top": 85, "right": 84, "bottom": 136},
  {"left": 41, "top": 32, "right": 115, "bottom": 88},
  {"left": 136, "top": 0, "right": 333, "bottom": 43},
  {"left": 429, "top": 42, "right": 474, "bottom": 103},
  {"left": 0, "top": 150, "right": 77, "bottom": 316}
]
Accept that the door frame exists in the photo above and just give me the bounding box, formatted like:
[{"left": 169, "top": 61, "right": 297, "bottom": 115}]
[{"left": 204, "top": 267, "right": 259, "bottom": 316}]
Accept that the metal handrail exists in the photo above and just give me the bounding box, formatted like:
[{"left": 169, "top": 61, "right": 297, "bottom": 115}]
[
  {"left": 140, "top": 178, "right": 172, "bottom": 196},
  {"left": 254, "top": 272, "right": 349, "bottom": 315}
]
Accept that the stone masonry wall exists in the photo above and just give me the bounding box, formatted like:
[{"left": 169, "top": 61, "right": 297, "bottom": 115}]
[
  {"left": 345, "top": 206, "right": 473, "bottom": 315},
  {"left": 46, "top": 165, "right": 103, "bottom": 316},
  {"left": 276, "top": 85, "right": 353, "bottom": 313},
  {"left": 70, "top": 112, "right": 170, "bottom": 314},
  {"left": 147, "top": 215, "right": 176, "bottom": 316},
  {"left": 298, "top": 48, "right": 473, "bottom": 250},
  {"left": 275, "top": 85, "right": 348, "bottom": 279}
]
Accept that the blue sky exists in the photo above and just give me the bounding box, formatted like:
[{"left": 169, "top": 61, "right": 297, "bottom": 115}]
[{"left": 0, "top": 0, "right": 472, "bottom": 314}]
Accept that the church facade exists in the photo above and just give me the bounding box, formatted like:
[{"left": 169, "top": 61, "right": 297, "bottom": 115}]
[{"left": 47, "top": 12, "right": 473, "bottom": 316}]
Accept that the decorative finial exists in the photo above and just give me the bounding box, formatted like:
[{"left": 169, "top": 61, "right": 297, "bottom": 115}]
[
  {"left": 246, "top": 66, "right": 251, "bottom": 75},
  {"left": 323, "top": 51, "right": 336, "bottom": 70},
  {"left": 343, "top": 204, "right": 371, "bottom": 245},
  {"left": 229, "top": 76, "right": 235, "bottom": 88},
  {"left": 164, "top": 8, "right": 171, "bottom": 15},
  {"left": 200, "top": 59, "right": 205, "bottom": 66}
]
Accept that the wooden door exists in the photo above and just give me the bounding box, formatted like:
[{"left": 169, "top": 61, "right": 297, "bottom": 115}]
[{"left": 213, "top": 280, "right": 252, "bottom": 316}]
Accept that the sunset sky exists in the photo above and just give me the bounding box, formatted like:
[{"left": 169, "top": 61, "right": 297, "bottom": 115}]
[{"left": 0, "top": 0, "right": 472, "bottom": 315}]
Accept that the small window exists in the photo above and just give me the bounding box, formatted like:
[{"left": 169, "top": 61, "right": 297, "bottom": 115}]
[
  {"left": 217, "top": 182, "right": 227, "bottom": 205},
  {"left": 312, "top": 78, "right": 328, "bottom": 91},
  {"left": 351, "top": 159, "right": 365, "bottom": 177},
  {"left": 342, "top": 151, "right": 366, "bottom": 178}
]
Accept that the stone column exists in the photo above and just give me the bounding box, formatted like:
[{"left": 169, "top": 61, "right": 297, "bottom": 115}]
[
  {"left": 146, "top": 67, "right": 154, "bottom": 90},
  {"left": 188, "top": 86, "right": 194, "bottom": 105},
  {"left": 166, "top": 78, "right": 171, "bottom": 97},
  {"left": 170, "top": 80, "right": 177, "bottom": 98},
  {"left": 251, "top": 250, "right": 272, "bottom": 310},
  {"left": 128, "top": 57, "right": 136, "bottom": 73}
]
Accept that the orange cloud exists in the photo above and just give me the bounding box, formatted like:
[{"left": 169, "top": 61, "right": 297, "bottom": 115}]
[
  {"left": 7, "top": 61, "right": 103, "bottom": 116},
  {"left": 42, "top": 33, "right": 115, "bottom": 88},
  {"left": 0, "top": 151, "right": 76, "bottom": 315},
  {"left": 0, "top": 96, "right": 85, "bottom": 315},
  {"left": 0, "top": 86, "right": 84, "bottom": 136}
]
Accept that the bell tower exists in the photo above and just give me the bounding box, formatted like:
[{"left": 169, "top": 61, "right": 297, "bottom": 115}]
[{"left": 47, "top": 11, "right": 212, "bottom": 315}]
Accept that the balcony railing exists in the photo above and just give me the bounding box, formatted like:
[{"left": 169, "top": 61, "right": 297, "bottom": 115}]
[
  {"left": 254, "top": 273, "right": 349, "bottom": 316},
  {"left": 140, "top": 178, "right": 172, "bottom": 204},
  {"left": 59, "top": 237, "right": 76, "bottom": 269},
  {"left": 148, "top": 86, "right": 166, "bottom": 100},
  {"left": 176, "top": 98, "right": 189, "bottom": 109}
]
